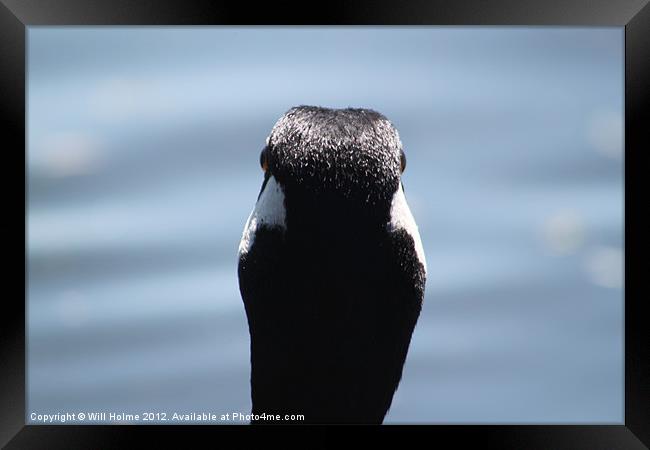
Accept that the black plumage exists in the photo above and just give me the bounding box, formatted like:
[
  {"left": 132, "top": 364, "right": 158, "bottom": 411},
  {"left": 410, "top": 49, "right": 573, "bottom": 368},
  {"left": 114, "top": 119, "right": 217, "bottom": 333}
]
[{"left": 238, "top": 106, "right": 426, "bottom": 424}]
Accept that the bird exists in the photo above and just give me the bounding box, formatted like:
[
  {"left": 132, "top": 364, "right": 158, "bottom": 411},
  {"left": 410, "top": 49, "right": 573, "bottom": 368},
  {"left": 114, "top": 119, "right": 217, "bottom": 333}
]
[{"left": 237, "top": 105, "right": 426, "bottom": 424}]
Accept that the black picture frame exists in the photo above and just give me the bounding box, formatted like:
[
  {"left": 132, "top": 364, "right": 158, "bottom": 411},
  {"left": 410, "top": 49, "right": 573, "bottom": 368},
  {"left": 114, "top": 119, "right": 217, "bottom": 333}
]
[{"left": 2, "top": 1, "right": 648, "bottom": 448}]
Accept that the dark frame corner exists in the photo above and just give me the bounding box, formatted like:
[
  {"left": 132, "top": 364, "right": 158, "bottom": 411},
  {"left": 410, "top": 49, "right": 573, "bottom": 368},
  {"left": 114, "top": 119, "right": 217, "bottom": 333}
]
[{"left": 2, "top": 0, "right": 648, "bottom": 448}]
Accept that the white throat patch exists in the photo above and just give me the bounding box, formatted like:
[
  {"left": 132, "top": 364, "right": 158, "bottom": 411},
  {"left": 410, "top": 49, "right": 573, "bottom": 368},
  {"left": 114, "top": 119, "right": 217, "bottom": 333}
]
[
  {"left": 238, "top": 176, "right": 287, "bottom": 256},
  {"left": 389, "top": 183, "right": 427, "bottom": 274}
]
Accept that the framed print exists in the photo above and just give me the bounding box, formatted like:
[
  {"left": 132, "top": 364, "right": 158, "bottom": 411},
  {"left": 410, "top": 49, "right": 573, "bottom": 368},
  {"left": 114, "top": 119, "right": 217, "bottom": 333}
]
[{"left": 1, "top": 0, "right": 648, "bottom": 448}]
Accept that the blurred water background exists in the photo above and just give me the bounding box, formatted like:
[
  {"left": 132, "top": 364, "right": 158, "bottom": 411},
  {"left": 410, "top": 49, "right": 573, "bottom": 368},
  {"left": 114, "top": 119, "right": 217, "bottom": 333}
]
[{"left": 27, "top": 27, "right": 624, "bottom": 424}]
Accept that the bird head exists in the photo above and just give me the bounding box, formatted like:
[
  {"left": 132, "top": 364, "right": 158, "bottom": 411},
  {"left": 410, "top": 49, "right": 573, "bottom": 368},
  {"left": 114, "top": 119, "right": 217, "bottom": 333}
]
[{"left": 239, "top": 105, "right": 426, "bottom": 274}]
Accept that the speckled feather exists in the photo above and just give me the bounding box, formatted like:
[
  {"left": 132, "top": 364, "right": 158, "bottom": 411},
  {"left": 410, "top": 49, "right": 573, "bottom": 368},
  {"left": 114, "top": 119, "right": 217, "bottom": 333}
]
[{"left": 267, "top": 106, "right": 402, "bottom": 206}]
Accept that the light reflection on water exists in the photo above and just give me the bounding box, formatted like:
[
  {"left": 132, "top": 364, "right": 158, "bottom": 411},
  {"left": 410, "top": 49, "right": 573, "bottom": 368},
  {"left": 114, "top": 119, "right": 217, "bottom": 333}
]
[{"left": 27, "top": 27, "right": 623, "bottom": 423}]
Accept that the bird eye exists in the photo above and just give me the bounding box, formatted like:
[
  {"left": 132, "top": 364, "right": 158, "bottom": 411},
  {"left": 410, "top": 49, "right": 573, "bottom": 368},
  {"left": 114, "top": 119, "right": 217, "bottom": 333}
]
[
  {"left": 400, "top": 150, "right": 406, "bottom": 173},
  {"left": 260, "top": 146, "right": 269, "bottom": 172}
]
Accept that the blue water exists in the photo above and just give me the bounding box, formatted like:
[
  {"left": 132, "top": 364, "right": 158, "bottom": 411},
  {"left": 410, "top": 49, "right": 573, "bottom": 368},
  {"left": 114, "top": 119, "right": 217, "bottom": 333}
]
[{"left": 27, "top": 27, "right": 624, "bottom": 424}]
